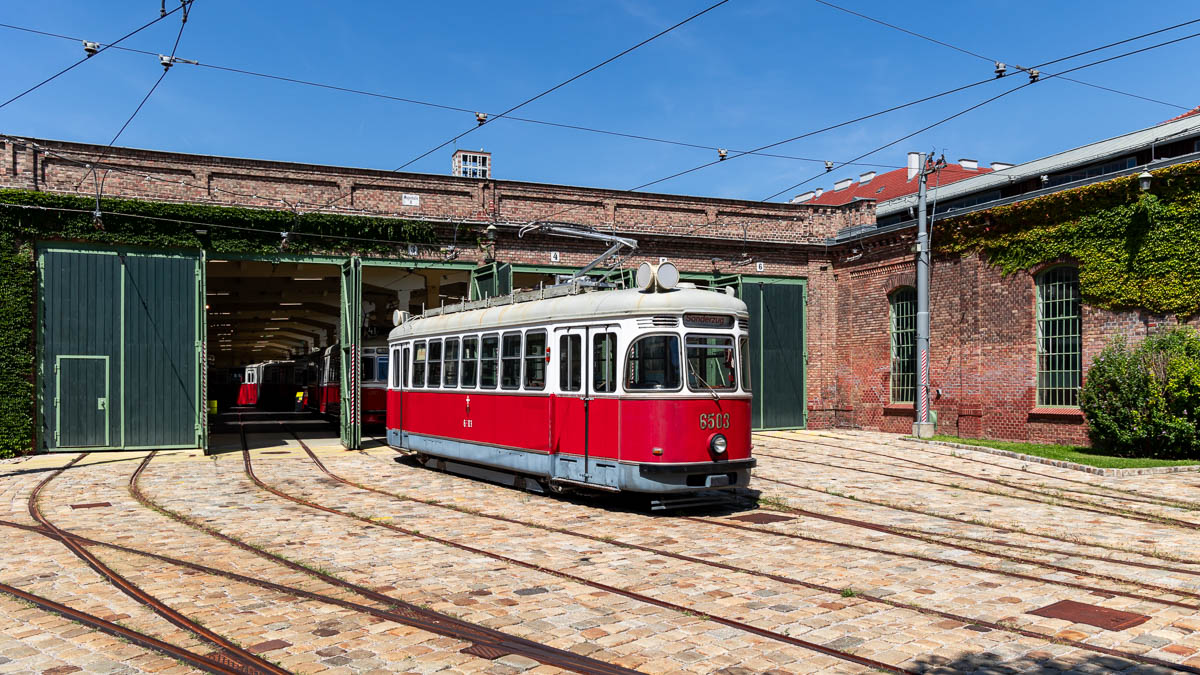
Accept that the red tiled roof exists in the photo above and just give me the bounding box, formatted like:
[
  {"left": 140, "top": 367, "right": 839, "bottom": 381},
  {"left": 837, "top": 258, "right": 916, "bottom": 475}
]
[
  {"left": 801, "top": 163, "right": 991, "bottom": 206},
  {"left": 1161, "top": 106, "right": 1200, "bottom": 124}
]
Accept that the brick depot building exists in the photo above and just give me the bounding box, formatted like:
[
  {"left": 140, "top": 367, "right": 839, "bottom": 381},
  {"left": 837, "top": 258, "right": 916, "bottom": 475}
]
[{"left": 2, "top": 122, "right": 1197, "bottom": 450}]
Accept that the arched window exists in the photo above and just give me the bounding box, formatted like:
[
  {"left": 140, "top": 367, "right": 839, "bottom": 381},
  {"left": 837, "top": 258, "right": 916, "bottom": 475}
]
[
  {"left": 1036, "top": 266, "right": 1081, "bottom": 407},
  {"left": 889, "top": 287, "right": 917, "bottom": 404}
]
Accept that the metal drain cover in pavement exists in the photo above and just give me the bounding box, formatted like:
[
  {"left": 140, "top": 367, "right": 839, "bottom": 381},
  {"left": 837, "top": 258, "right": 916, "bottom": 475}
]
[
  {"left": 1027, "top": 599, "right": 1149, "bottom": 631},
  {"left": 461, "top": 643, "right": 513, "bottom": 660},
  {"left": 730, "top": 513, "right": 796, "bottom": 525}
]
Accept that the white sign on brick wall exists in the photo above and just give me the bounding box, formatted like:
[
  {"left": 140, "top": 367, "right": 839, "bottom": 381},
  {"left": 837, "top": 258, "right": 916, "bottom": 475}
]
[
  {"left": 402, "top": 193, "right": 420, "bottom": 207},
  {"left": 550, "top": 251, "right": 561, "bottom": 263},
  {"left": 756, "top": 262, "right": 765, "bottom": 272}
]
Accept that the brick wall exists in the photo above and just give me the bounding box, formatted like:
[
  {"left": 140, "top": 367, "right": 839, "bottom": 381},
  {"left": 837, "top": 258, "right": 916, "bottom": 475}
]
[{"left": 4, "top": 135, "right": 1193, "bottom": 446}]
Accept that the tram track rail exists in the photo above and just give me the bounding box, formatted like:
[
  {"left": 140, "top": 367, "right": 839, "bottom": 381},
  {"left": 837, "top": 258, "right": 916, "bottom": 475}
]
[
  {"left": 750, "top": 470, "right": 1200, "bottom": 566},
  {"left": 28, "top": 454, "right": 287, "bottom": 675},
  {"left": 282, "top": 429, "right": 1200, "bottom": 673},
  {"left": 752, "top": 437, "right": 1200, "bottom": 532},
  {"left": 824, "top": 431, "right": 1200, "bottom": 511},
  {"left": 241, "top": 428, "right": 918, "bottom": 674},
  {"left": 759, "top": 432, "right": 1200, "bottom": 521},
  {"left": 126, "top": 451, "right": 641, "bottom": 675},
  {"left": 0, "top": 576, "right": 247, "bottom": 675}
]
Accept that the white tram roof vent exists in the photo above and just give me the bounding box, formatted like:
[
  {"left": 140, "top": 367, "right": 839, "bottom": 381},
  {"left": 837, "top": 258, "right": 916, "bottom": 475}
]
[
  {"left": 637, "top": 315, "right": 680, "bottom": 328},
  {"left": 636, "top": 261, "right": 679, "bottom": 293}
]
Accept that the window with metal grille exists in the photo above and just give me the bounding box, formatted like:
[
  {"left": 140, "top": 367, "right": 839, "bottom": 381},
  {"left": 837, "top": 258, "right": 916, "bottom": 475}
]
[
  {"left": 889, "top": 287, "right": 917, "bottom": 404},
  {"left": 1037, "top": 266, "right": 1081, "bottom": 407}
]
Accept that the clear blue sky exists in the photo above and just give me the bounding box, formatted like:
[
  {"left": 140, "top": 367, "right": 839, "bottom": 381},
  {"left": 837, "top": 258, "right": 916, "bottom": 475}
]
[{"left": 2, "top": 1, "right": 1197, "bottom": 202}]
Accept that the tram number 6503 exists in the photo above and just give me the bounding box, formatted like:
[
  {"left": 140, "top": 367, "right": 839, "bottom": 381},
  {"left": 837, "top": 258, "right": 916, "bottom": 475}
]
[{"left": 699, "top": 413, "right": 731, "bottom": 430}]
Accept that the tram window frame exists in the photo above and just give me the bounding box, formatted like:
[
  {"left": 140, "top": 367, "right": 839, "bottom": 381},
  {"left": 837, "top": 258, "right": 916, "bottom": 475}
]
[
  {"left": 427, "top": 339, "right": 443, "bottom": 388},
  {"left": 593, "top": 332, "right": 617, "bottom": 393},
  {"left": 559, "top": 334, "right": 582, "bottom": 392},
  {"left": 739, "top": 336, "right": 751, "bottom": 392},
  {"left": 480, "top": 334, "right": 499, "bottom": 389},
  {"left": 624, "top": 333, "right": 682, "bottom": 392},
  {"left": 391, "top": 347, "right": 401, "bottom": 388},
  {"left": 501, "top": 332, "right": 523, "bottom": 390},
  {"left": 377, "top": 353, "right": 389, "bottom": 383},
  {"left": 461, "top": 336, "right": 479, "bottom": 388},
  {"left": 685, "top": 334, "right": 737, "bottom": 392},
  {"left": 443, "top": 337, "right": 460, "bottom": 388},
  {"left": 360, "top": 355, "right": 374, "bottom": 383},
  {"left": 524, "top": 330, "right": 547, "bottom": 390},
  {"left": 411, "top": 341, "right": 426, "bottom": 388}
]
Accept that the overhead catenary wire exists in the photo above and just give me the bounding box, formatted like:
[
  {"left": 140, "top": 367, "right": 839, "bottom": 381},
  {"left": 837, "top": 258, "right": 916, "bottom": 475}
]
[
  {"left": 809, "top": 0, "right": 1194, "bottom": 111},
  {"left": 310, "top": 0, "right": 733, "bottom": 214},
  {"left": 0, "top": 21, "right": 901, "bottom": 170},
  {"left": 529, "top": 25, "right": 1200, "bottom": 235},
  {"left": 0, "top": 4, "right": 184, "bottom": 110},
  {"left": 74, "top": 1, "right": 195, "bottom": 192}
]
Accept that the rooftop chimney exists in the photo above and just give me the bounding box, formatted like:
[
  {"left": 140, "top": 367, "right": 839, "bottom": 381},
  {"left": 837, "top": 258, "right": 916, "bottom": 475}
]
[
  {"left": 990, "top": 161, "right": 1014, "bottom": 171},
  {"left": 834, "top": 177, "right": 853, "bottom": 191},
  {"left": 814, "top": 188, "right": 824, "bottom": 198},
  {"left": 790, "top": 191, "right": 815, "bottom": 203},
  {"left": 906, "top": 152, "right": 921, "bottom": 181},
  {"left": 859, "top": 171, "right": 876, "bottom": 184},
  {"left": 959, "top": 158, "right": 978, "bottom": 170}
]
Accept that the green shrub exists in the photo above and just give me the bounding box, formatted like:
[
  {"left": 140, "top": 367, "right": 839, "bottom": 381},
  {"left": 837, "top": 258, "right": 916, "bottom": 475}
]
[{"left": 1081, "top": 328, "right": 1200, "bottom": 458}]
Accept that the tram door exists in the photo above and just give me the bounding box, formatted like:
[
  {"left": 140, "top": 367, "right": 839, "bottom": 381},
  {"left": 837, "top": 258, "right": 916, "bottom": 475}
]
[{"left": 551, "top": 327, "right": 619, "bottom": 488}]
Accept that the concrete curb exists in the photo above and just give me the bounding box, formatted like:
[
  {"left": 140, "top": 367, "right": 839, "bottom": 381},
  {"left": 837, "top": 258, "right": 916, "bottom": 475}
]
[{"left": 902, "top": 437, "right": 1200, "bottom": 478}]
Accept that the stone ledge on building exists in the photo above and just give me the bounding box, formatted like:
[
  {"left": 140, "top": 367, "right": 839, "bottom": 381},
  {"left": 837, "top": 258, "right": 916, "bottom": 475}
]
[{"left": 905, "top": 437, "right": 1200, "bottom": 477}]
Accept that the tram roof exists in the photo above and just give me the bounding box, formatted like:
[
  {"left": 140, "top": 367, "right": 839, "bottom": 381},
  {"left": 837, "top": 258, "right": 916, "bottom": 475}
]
[{"left": 389, "top": 286, "right": 748, "bottom": 340}]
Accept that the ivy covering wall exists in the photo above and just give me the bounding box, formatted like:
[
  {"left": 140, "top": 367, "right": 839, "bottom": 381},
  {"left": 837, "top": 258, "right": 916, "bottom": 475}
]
[
  {"left": 0, "top": 189, "right": 441, "bottom": 457},
  {"left": 937, "top": 161, "right": 1200, "bottom": 316}
]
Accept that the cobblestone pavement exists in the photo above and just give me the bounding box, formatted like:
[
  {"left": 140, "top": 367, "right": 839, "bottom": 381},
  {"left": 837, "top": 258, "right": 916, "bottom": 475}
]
[{"left": 2, "top": 427, "right": 1199, "bottom": 674}]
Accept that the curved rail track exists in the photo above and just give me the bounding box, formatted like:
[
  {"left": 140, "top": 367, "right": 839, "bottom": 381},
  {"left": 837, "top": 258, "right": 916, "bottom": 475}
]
[
  {"left": 240, "top": 429, "right": 918, "bottom": 674},
  {"left": 752, "top": 441, "right": 1200, "bottom": 532},
  {"left": 759, "top": 432, "right": 1200, "bottom": 523},
  {"left": 28, "top": 454, "right": 286, "bottom": 675},
  {"left": 0, "top": 577, "right": 246, "bottom": 674},
  {"left": 817, "top": 431, "right": 1200, "bottom": 510},
  {"left": 280, "top": 428, "right": 1200, "bottom": 673},
  {"left": 127, "top": 452, "right": 641, "bottom": 675}
]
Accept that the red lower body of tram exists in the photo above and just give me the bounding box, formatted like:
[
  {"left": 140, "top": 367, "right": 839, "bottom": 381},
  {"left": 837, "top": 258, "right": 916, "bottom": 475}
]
[
  {"left": 236, "top": 382, "right": 259, "bottom": 406},
  {"left": 386, "top": 390, "right": 753, "bottom": 494}
]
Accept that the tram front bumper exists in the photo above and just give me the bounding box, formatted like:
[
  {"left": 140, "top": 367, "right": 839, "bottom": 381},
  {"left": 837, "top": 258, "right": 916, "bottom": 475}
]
[{"left": 628, "top": 458, "right": 756, "bottom": 493}]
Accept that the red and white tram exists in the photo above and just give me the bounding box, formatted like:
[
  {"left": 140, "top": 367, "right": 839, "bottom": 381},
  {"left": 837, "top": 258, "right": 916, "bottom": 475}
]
[
  {"left": 384, "top": 264, "right": 755, "bottom": 495},
  {"left": 236, "top": 362, "right": 263, "bottom": 406},
  {"left": 300, "top": 339, "right": 388, "bottom": 425}
]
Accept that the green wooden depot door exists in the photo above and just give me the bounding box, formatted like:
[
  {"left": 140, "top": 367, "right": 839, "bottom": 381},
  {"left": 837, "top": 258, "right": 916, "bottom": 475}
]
[{"left": 39, "top": 245, "right": 205, "bottom": 452}]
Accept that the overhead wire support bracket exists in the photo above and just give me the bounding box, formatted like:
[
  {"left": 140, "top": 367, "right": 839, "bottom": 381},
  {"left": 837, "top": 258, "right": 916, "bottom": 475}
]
[{"left": 518, "top": 221, "right": 638, "bottom": 282}]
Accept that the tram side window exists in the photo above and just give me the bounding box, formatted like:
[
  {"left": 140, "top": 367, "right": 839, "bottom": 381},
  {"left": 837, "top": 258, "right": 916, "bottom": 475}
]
[
  {"left": 685, "top": 335, "right": 737, "bottom": 391},
  {"left": 524, "top": 331, "right": 546, "bottom": 390},
  {"left": 391, "top": 347, "right": 401, "bottom": 388},
  {"left": 428, "top": 340, "right": 443, "bottom": 388},
  {"left": 444, "top": 338, "right": 460, "bottom": 387},
  {"left": 559, "top": 334, "right": 582, "bottom": 392},
  {"left": 361, "top": 356, "right": 374, "bottom": 383},
  {"left": 739, "top": 336, "right": 751, "bottom": 392},
  {"left": 461, "top": 337, "right": 479, "bottom": 387},
  {"left": 501, "top": 333, "right": 522, "bottom": 390},
  {"left": 593, "top": 332, "right": 617, "bottom": 393},
  {"left": 480, "top": 335, "right": 499, "bottom": 389},
  {"left": 377, "top": 353, "right": 389, "bottom": 383},
  {"left": 411, "top": 341, "right": 426, "bottom": 388},
  {"left": 626, "top": 335, "right": 681, "bottom": 391}
]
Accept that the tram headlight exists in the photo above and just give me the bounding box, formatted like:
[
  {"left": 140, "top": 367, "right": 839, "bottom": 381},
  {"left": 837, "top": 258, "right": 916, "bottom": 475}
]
[{"left": 710, "top": 433, "right": 727, "bottom": 455}]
